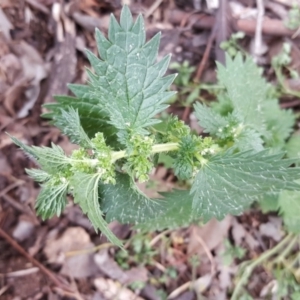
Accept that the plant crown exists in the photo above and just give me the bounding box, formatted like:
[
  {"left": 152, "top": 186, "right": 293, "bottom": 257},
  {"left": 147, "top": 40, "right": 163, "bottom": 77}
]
[{"left": 11, "top": 6, "right": 300, "bottom": 246}]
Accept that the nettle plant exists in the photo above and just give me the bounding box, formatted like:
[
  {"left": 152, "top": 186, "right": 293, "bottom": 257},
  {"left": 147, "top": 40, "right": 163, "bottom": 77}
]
[{"left": 12, "top": 6, "right": 300, "bottom": 247}]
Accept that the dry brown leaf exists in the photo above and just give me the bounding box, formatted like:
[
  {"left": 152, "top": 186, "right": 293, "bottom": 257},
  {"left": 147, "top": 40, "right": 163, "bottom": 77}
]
[
  {"left": 0, "top": 8, "right": 13, "bottom": 40},
  {"left": 44, "top": 227, "right": 98, "bottom": 278},
  {"left": 12, "top": 214, "right": 36, "bottom": 242},
  {"left": 231, "top": 218, "right": 259, "bottom": 250},
  {"left": 259, "top": 217, "right": 283, "bottom": 242},
  {"left": 187, "top": 216, "right": 231, "bottom": 256},
  {"left": 94, "top": 278, "right": 145, "bottom": 300},
  {"left": 94, "top": 248, "right": 148, "bottom": 285},
  {"left": 4, "top": 77, "right": 29, "bottom": 116}
]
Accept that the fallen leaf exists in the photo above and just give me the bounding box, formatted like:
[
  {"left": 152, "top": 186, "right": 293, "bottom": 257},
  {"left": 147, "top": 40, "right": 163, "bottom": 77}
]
[
  {"left": 259, "top": 217, "right": 283, "bottom": 242},
  {"left": 0, "top": 8, "right": 13, "bottom": 40},
  {"left": 231, "top": 218, "right": 259, "bottom": 250},
  {"left": 12, "top": 215, "right": 36, "bottom": 242},
  {"left": 44, "top": 227, "right": 98, "bottom": 278},
  {"left": 94, "top": 248, "right": 148, "bottom": 285},
  {"left": 187, "top": 216, "right": 231, "bottom": 256},
  {"left": 94, "top": 278, "right": 145, "bottom": 300}
]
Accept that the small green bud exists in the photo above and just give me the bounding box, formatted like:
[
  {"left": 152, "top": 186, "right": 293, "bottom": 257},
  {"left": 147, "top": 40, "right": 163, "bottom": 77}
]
[
  {"left": 164, "top": 115, "right": 190, "bottom": 143},
  {"left": 124, "top": 134, "right": 154, "bottom": 182},
  {"left": 71, "top": 148, "right": 95, "bottom": 173},
  {"left": 91, "top": 132, "right": 108, "bottom": 151}
]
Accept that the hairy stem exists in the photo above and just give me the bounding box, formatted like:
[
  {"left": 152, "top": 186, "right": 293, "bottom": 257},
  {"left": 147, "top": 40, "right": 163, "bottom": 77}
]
[
  {"left": 111, "top": 142, "right": 179, "bottom": 162},
  {"left": 231, "top": 233, "right": 294, "bottom": 300}
]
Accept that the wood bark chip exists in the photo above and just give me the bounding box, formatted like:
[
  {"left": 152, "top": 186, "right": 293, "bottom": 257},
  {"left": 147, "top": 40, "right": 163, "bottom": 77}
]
[
  {"left": 44, "top": 3, "right": 77, "bottom": 103},
  {"left": 168, "top": 9, "right": 297, "bottom": 37}
]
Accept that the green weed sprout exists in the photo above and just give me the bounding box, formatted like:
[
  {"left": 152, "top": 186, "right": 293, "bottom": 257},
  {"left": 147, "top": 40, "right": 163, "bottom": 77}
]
[{"left": 11, "top": 6, "right": 300, "bottom": 247}]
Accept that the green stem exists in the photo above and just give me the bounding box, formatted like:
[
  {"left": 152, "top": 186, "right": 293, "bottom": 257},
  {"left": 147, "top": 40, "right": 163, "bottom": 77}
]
[
  {"left": 111, "top": 142, "right": 179, "bottom": 162},
  {"left": 231, "top": 233, "right": 294, "bottom": 300}
]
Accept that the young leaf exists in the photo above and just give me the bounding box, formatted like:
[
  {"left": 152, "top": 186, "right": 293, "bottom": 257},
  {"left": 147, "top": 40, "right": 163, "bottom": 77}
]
[
  {"left": 258, "top": 192, "right": 279, "bottom": 213},
  {"left": 279, "top": 187, "right": 300, "bottom": 233},
  {"left": 191, "top": 150, "right": 300, "bottom": 221},
  {"left": 194, "top": 103, "right": 263, "bottom": 151},
  {"left": 263, "top": 99, "right": 295, "bottom": 150},
  {"left": 10, "top": 136, "right": 70, "bottom": 173},
  {"left": 233, "top": 128, "right": 264, "bottom": 152},
  {"left": 43, "top": 94, "right": 116, "bottom": 143},
  {"left": 217, "top": 53, "right": 269, "bottom": 134},
  {"left": 285, "top": 132, "right": 300, "bottom": 161},
  {"left": 100, "top": 173, "right": 165, "bottom": 224},
  {"left": 35, "top": 180, "right": 69, "bottom": 219},
  {"left": 71, "top": 172, "right": 123, "bottom": 247},
  {"left": 194, "top": 102, "right": 228, "bottom": 135},
  {"left": 84, "top": 5, "right": 176, "bottom": 136},
  {"left": 51, "top": 107, "right": 93, "bottom": 148},
  {"left": 26, "top": 168, "right": 51, "bottom": 183}
]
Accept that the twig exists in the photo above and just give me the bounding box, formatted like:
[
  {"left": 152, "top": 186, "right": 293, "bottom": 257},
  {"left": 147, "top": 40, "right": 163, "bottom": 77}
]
[
  {"left": 194, "top": 21, "right": 218, "bottom": 83},
  {"left": 0, "top": 285, "right": 9, "bottom": 297},
  {"left": 0, "top": 227, "right": 73, "bottom": 293},
  {"left": 280, "top": 100, "right": 300, "bottom": 108},
  {"left": 169, "top": 10, "right": 297, "bottom": 37},
  {"left": 0, "top": 180, "right": 24, "bottom": 198},
  {"left": 1, "top": 194, "right": 38, "bottom": 223},
  {"left": 194, "top": 232, "right": 215, "bottom": 275},
  {"left": 231, "top": 233, "right": 294, "bottom": 300},
  {"left": 253, "top": 0, "right": 266, "bottom": 62},
  {"left": 145, "top": 0, "right": 164, "bottom": 19},
  {"left": 65, "top": 242, "right": 112, "bottom": 257},
  {"left": 0, "top": 267, "right": 39, "bottom": 277}
]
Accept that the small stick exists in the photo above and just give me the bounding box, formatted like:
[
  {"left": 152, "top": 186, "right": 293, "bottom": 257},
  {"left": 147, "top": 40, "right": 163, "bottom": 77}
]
[
  {"left": 194, "top": 21, "right": 218, "bottom": 83},
  {"left": 0, "top": 227, "right": 73, "bottom": 293}
]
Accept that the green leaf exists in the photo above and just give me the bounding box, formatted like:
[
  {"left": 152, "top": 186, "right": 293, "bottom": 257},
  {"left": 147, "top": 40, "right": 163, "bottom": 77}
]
[
  {"left": 43, "top": 94, "right": 116, "bottom": 143},
  {"left": 194, "top": 102, "right": 228, "bottom": 135},
  {"left": 35, "top": 181, "right": 69, "bottom": 219},
  {"left": 194, "top": 103, "right": 263, "bottom": 151},
  {"left": 263, "top": 100, "right": 295, "bottom": 150},
  {"left": 279, "top": 186, "right": 300, "bottom": 233},
  {"left": 52, "top": 107, "right": 93, "bottom": 148},
  {"left": 257, "top": 192, "right": 279, "bottom": 213},
  {"left": 84, "top": 6, "right": 175, "bottom": 137},
  {"left": 26, "top": 169, "right": 51, "bottom": 183},
  {"left": 10, "top": 136, "right": 70, "bottom": 173},
  {"left": 137, "top": 190, "right": 197, "bottom": 231},
  {"left": 100, "top": 173, "right": 165, "bottom": 224},
  {"left": 191, "top": 150, "right": 300, "bottom": 221},
  {"left": 233, "top": 128, "right": 264, "bottom": 152},
  {"left": 285, "top": 132, "right": 300, "bottom": 160},
  {"left": 217, "top": 53, "right": 268, "bottom": 134},
  {"left": 71, "top": 172, "right": 123, "bottom": 247}
]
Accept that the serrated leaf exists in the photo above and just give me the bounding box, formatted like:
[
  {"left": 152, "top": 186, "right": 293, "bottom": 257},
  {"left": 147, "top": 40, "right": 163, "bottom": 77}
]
[
  {"left": 36, "top": 181, "right": 68, "bottom": 219},
  {"left": 257, "top": 192, "right": 279, "bottom": 213},
  {"left": 52, "top": 107, "right": 93, "bottom": 148},
  {"left": 10, "top": 136, "right": 70, "bottom": 173},
  {"left": 194, "top": 103, "right": 263, "bottom": 151},
  {"left": 285, "top": 132, "right": 300, "bottom": 160},
  {"left": 234, "top": 128, "right": 264, "bottom": 152},
  {"left": 26, "top": 168, "right": 51, "bottom": 182},
  {"left": 279, "top": 185, "right": 300, "bottom": 233},
  {"left": 217, "top": 53, "right": 268, "bottom": 133},
  {"left": 43, "top": 95, "right": 117, "bottom": 143},
  {"left": 84, "top": 6, "right": 175, "bottom": 137},
  {"left": 71, "top": 173, "right": 123, "bottom": 247},
  {"left": 194, "top": 102, "right": 228, "bottom": 135},
  {"left": 263, "top": 99, "right": 295, "bottom": 150},
  {"left": 100, "top": 173, "right": 165, "bottom": 224},
  {"left": 137, "top": 190, "right": 198, "bottom": 231},
  {"left": 191, "top": 150, "right": 300, "bottom": 221}
]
